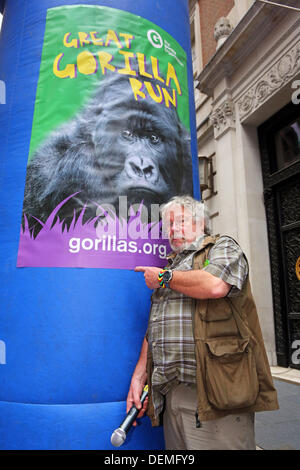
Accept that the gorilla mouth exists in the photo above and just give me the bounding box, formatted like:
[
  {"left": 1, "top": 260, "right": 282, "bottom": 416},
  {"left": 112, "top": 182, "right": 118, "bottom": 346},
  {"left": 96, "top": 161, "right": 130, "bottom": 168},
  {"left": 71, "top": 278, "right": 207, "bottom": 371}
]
[
  {"left": 125, "top": 186, "right": 164, "bottom": 205},
  {"left": 128, "top": 186, "right": 159, "bottom": 194},
  {"left": 126, "top": 187, "right": 161, "bottom": 198}
]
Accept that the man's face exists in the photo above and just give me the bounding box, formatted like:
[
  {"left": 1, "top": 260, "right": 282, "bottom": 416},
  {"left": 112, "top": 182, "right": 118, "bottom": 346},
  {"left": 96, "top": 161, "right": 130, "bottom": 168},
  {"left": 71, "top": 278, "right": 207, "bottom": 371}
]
[{"left": 163, "top": 204, "right": 204, "bottom": 252}]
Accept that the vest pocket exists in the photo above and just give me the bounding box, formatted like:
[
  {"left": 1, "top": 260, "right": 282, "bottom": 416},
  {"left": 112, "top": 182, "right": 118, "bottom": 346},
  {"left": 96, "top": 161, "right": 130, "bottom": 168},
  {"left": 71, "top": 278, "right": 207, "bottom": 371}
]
[
  {"left": 197, "top": 298, "right": 233, "bottom": 322},
  {"left": 204, "top": 337, "right": 259, "bottom": 410}
]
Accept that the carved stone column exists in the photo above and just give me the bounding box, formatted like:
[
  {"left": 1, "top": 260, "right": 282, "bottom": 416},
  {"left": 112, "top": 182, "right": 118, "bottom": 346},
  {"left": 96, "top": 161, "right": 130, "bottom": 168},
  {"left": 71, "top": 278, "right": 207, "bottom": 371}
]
[{"left": 209, "top": 99, "right": 236, "bottom": 140}]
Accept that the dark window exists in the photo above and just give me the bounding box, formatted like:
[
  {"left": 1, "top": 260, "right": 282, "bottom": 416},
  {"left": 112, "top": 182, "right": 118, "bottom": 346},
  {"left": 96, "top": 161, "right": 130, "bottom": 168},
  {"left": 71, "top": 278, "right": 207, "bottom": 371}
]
[{"left": 274, "top": 117, "right": 300, "bottom": 171}]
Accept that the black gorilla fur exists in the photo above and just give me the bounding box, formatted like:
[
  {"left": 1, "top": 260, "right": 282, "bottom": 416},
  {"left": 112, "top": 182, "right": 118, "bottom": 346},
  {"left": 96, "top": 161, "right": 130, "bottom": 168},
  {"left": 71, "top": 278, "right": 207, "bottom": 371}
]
[{"left": 23, "top": 71, "right": 193, "bottom": 235}]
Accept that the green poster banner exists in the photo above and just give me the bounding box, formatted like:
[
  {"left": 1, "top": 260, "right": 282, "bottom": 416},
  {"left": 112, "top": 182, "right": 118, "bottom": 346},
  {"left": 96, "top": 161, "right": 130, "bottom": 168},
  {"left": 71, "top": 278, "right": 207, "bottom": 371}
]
[
  {"left": 18, "top": 4, "right": 193, "bottom": 269},
  {"left": 30, "top": 5, "right": 190, "bottom": 158}
]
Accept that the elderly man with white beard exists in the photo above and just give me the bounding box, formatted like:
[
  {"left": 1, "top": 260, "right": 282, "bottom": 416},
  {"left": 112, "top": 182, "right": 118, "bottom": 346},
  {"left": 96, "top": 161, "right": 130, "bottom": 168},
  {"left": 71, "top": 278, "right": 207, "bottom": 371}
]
[{"left": 127, "top": 195, "right": 278, "bottom": 450}]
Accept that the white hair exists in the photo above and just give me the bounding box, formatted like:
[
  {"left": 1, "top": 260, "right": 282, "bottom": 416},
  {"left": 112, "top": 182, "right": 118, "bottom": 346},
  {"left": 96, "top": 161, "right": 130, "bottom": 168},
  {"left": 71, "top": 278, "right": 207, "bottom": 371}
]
[{"left": 160, "top": 195, "right": 211, "bottom": 235}]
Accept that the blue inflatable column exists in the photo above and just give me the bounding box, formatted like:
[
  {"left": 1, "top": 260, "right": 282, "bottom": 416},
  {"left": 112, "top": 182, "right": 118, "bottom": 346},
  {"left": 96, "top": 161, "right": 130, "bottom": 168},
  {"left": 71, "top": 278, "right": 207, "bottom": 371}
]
[{"left": 0, "top": 0, "right": 199, "bottom": 450}]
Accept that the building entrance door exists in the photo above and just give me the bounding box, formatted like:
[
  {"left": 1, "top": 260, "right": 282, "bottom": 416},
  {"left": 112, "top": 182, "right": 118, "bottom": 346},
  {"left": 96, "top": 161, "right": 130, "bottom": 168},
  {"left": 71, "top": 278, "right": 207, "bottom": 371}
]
[{"left": 259, "top": 101, "right": 300, "bottom": 369}]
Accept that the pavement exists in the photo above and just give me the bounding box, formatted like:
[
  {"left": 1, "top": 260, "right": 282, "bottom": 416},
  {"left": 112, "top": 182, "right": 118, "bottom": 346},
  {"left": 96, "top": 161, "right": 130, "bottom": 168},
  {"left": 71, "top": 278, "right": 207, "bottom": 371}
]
[{"left": 255, "top": 367, "right": 300, "bottom": 450}]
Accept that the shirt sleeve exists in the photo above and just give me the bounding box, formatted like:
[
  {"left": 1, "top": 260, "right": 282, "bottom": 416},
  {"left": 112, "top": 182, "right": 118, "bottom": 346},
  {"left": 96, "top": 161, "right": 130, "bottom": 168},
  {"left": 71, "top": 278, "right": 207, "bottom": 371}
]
[{"left": 202, "top": 236, "right": 248, "bottom": 297}]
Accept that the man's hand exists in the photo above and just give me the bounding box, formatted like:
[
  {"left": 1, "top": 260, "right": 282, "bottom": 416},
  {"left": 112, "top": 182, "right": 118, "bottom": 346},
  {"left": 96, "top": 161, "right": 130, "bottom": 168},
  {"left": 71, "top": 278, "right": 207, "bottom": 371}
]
[
  {"left": 126, "top": 376, "right": 149, "bottom": 426},
  {"left": 135, "top": 266, "right": 161, "bottom": 289},
  {"left": 126, "top": 337, "right": 149, "bottom": 426}
]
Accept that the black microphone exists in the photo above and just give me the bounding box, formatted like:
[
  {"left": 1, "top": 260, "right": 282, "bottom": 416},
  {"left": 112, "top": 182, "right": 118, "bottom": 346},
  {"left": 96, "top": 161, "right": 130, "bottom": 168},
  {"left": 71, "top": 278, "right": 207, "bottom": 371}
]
[{"left": 110, "top": 385, "right": 148, "bottom": 447}]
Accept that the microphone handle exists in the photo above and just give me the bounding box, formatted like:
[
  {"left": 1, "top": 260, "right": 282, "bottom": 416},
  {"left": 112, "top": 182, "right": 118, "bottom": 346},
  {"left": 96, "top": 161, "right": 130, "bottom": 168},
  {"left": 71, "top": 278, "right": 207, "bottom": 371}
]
[{"left": 119, "top": 387, "right": 148, "bottom": 433}]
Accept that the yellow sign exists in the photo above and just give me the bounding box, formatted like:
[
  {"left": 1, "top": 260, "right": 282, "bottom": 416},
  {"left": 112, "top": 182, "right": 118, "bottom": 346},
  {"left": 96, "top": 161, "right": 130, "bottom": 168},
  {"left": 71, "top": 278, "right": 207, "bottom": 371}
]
[{"left": 296, "top": 257, "right": 300, "bottom": 281}]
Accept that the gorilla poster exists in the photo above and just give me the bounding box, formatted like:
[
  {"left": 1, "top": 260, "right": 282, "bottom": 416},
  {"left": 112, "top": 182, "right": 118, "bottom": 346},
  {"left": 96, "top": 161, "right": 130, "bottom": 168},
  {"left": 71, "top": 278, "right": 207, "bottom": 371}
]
[{"left": 17, "top": 4, "right": 194, "bottom": 269}]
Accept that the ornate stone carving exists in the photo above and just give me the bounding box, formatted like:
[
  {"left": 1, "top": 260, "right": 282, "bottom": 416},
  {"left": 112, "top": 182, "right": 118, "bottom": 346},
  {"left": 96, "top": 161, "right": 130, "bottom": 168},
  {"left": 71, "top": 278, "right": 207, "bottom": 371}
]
[
  {"left": 209, "top": 99, "right": 236, "bottom": 139},
  {"left": 214, "top": 17, "right": 233, "bottom": 49},
  {"left": 238, "top": 41, "right": 300, "bottom": 120}
]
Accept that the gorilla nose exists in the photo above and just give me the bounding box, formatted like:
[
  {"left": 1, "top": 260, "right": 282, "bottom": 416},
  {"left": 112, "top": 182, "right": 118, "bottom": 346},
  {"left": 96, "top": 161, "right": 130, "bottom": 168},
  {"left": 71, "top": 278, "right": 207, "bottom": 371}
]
[{"left": 125, "top": 156, "right": 158, "bottom": 183}]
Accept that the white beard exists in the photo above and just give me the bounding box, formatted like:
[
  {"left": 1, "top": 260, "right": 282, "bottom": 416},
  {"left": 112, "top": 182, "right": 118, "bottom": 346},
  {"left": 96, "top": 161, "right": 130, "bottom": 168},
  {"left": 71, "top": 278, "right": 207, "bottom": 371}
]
[{"left": 170, "top": 234, "right": 205, "bottom": 253}]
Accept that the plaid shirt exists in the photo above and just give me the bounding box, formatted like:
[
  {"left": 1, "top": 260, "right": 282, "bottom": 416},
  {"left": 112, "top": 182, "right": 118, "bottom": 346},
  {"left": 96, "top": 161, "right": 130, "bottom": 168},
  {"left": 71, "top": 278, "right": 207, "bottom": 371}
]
[{"left": 147, "top": 235, "right": 248, "bottom": 419}]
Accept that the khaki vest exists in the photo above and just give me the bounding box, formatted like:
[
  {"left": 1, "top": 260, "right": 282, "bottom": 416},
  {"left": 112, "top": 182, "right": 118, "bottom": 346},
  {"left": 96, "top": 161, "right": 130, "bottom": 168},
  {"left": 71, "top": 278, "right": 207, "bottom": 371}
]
[{"left": 146, "top": 236, "right": 279, "bottom": 426}]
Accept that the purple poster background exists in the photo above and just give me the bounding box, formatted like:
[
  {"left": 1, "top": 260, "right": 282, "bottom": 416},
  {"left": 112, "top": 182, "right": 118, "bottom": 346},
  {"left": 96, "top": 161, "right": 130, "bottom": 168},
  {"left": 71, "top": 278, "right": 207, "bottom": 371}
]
[{"left": 18, "top": 197, "right": 170, "bottom": 268}]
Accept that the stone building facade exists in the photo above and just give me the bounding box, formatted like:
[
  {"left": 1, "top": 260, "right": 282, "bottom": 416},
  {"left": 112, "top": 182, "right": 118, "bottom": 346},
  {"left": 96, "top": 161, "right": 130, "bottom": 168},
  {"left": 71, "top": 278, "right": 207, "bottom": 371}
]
[{"left": 190, "top": 0, "right": 300, "bottom": 368}]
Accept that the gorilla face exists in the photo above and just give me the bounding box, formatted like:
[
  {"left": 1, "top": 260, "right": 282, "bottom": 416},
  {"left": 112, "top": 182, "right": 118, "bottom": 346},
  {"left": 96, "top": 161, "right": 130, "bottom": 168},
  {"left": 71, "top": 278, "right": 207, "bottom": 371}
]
[{"left": 23, "top": 71, "right": 193, "bottom": 235}]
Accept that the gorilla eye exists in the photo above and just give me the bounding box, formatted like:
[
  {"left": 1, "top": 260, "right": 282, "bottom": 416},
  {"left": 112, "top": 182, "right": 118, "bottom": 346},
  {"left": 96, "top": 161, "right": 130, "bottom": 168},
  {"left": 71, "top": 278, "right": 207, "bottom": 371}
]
[
  {"left": 122, "top": 130, "right": 134, "bottom": 140},
  {"left": 150, "top": 134, "right": 160, "bottom": 144}
]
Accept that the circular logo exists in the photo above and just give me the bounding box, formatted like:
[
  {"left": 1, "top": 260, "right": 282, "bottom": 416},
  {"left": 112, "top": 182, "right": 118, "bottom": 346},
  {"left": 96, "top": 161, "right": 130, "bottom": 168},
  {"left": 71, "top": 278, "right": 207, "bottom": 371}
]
[
  {"left": 296, "top": 257, "right": 300, "bottom": 281},
  {"left": 147, "top": 29, "right": 163, "bottom": 49}
]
